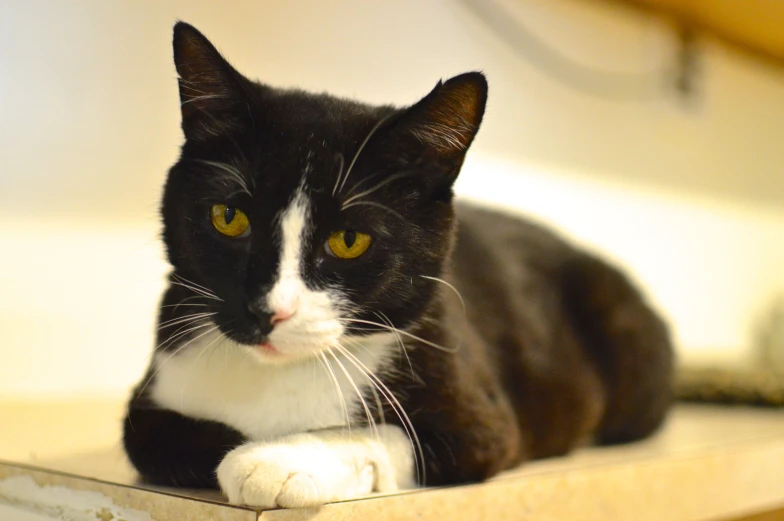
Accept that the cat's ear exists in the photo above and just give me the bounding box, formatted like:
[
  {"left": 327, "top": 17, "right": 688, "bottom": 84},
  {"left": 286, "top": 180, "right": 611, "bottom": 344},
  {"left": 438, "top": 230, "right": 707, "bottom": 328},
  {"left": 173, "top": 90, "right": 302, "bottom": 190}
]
[
  {"left": 395, "top": 72, "right": 487, "bottom": 173},
  {"left": 172, "top": 22, "right": 249, "bottom": 141}
]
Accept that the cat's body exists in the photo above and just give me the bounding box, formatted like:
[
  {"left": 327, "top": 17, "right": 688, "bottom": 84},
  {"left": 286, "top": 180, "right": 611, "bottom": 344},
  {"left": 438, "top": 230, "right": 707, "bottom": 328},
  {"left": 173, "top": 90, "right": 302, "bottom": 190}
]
[{"left": 123, "top": 23, "right": 673, "bottom": 508}]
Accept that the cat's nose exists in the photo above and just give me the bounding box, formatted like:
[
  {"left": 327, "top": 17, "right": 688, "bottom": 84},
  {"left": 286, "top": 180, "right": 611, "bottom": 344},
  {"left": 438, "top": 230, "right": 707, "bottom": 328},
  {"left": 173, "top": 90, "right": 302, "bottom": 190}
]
[
  {"left": 246, "top": 302, "right": 275, "bottom": 332},
  {"left": 271, "top": 308, "right": 295, "bottom": 325},
  {"left": 246, "top": 300, "right": 297, "bottom": 330}
]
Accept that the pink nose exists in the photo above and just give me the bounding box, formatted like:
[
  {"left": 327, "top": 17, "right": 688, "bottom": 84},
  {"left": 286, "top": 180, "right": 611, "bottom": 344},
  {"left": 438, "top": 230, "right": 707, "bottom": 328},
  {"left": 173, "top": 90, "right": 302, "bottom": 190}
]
[{"left": 270, "top": 308, "right": 295, "bottom": 326}]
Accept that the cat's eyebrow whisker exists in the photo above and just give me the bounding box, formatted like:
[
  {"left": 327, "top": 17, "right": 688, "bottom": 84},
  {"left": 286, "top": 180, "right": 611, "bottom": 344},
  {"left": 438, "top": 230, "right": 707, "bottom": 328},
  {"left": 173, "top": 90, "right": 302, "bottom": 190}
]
[
  {"left": 341, "top": 200, "right": 406, "bottom": 222},
  {"left": 331, "top": 153, "right": 345, "bottom": 197},
  {"left": 341, "top": 171, "right": 416, "bottom": 207},
  {"left": 344, "top": 318, "right": 458, "bottom": 353},
  {"left": 341, "top": 171, "right": 383, "bottom": 200},
  {"left": 420, "top": 275, "right": 467, "bottom": 314},
  {"left": 317, "top": 351, "right": 352, "bottom": 436},
  {"left": 192, "top": 159, "right": 252, "bottom": 197},
  {"left": 332, "top": 342, "right": 425, "bottom": 485},
  {"left": 337, "top": 114, "right": 393, "bottom": 195}
]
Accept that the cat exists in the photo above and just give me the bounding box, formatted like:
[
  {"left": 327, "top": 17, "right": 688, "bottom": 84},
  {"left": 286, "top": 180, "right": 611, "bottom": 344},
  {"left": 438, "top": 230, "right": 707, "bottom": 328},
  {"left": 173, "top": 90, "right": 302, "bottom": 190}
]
[{"left": 122, "top": 22, "right": 674, "bottom": 509}]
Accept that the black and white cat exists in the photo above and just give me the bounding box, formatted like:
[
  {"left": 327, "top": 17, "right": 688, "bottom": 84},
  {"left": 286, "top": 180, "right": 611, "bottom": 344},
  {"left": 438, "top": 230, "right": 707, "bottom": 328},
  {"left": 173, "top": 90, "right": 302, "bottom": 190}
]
[{"left": 123, "top": 22, "right": 674, "bottom": 508}]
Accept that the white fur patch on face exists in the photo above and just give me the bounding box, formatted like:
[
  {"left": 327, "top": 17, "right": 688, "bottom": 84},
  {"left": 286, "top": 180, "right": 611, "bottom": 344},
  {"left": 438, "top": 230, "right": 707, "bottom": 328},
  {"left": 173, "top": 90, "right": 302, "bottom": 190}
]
[
  {"left": 217, "top": 425, "right": 415, "bottom": 508},
  {"left": 258, "top": 188, "right": 345, "bottom": 361}
]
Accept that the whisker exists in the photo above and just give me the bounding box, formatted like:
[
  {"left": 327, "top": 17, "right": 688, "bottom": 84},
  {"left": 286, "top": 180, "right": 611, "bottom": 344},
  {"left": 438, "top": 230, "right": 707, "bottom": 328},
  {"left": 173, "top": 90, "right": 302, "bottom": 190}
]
[
  {"left": 180, "top": 94, "right": 225, "bottom": 107},
  {"left": 180, "top": 327, "right": 225, "bottom": 410},
  {"left": 332, "top": 342, "right": 424, "bottom": 485},
  {"left": 373, "top": 311, "right": 418, "bottom": 383},
  {"left": 169, "top": 280, "right": 223, "bottom": 302},
  {"left": 171, "top": 274, "right": 222, "bottom": 299},
  {"left": 157, "top": 312, "right": 217, "bottom": 330},
  {"left": 192, "top": 159, "right": 252, "bottom": 197},
  {"left": 337, "top": 114, "right": 393, "bottom": 194},
  {"left": 159, "top": 320, "right": 216, "bottom": 350},
  {"left": 327, "top": 347, "right": 378, "bottom": 438},
  {"left": 342, "top": 171, "right": 416, "bottom": 206},
  {"left": 317, "top": 352, "right": 352, "bottom": 435},
  {"left": 345, "top": 318, "right": 458, "bottom": 353},
  {"left": 420, "top": 275, "right": 466, "bottom": 314},
  {"left": 331, "top": 152, "right": 345, "bottom": 197},
  {"left": 134, "top": 320, "right": 215, "bottom": 398},
  {"left": 171, "top": 273, "right": 215, "bottom": 293},
  {"left": 171, "top": 295, "right": 210, "bottom": 313},
  {"left": 341, "top": 200, "right": 406, "bottom": 221}
]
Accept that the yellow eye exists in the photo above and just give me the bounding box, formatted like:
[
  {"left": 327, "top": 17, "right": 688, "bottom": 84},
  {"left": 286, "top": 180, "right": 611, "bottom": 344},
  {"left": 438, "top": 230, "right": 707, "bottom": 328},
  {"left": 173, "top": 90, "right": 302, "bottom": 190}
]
[
  {"left": 327, "top": 230, "right": 372, "bottom": 259},
  {"left": 210, "top": 204, "right": 250, "bottom": 238}
]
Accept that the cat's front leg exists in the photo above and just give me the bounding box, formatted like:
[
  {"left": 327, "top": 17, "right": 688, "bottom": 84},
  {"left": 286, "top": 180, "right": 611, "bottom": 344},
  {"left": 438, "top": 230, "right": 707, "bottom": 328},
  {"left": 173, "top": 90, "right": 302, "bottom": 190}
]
[{"left": 217, "top": 425, "right": 414, "bottom": 508}]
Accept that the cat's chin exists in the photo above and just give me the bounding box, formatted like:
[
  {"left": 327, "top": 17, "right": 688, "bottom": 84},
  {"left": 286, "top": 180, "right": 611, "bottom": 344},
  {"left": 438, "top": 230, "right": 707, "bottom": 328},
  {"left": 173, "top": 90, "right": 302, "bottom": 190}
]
[{"left": 244, "top": 342, "right": 301, "bottom": 366}]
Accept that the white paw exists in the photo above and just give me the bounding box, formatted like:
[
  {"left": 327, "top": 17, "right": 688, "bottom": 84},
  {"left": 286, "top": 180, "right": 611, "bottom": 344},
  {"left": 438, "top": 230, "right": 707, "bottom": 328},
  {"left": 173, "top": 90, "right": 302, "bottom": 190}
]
[{"left": 217, "top": 434, "right": 377, "bottom": 508}]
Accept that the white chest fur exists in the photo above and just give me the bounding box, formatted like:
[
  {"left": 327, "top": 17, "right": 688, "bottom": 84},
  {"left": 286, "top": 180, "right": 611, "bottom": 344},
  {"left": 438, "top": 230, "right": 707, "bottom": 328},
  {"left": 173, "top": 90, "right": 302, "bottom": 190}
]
[{"left": 149, "top": 331, "right": 395, "bottom": 441}]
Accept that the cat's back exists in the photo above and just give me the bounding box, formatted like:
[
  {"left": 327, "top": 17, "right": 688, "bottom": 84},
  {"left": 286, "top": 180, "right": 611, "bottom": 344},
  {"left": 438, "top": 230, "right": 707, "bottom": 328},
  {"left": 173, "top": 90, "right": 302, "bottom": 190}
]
[
  {"left": 452, "top": 202, "right": 576, "bottom": 282},
  {"left": 448, "top": 201, "right": 673, "bottom": 451}
]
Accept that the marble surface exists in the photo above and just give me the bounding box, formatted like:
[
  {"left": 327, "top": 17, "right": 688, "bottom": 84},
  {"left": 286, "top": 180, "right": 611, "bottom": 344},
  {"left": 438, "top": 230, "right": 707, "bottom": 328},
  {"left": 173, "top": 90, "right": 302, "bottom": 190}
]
[{"left": 1, "top": 400, "right": 784, "bottom": 520}]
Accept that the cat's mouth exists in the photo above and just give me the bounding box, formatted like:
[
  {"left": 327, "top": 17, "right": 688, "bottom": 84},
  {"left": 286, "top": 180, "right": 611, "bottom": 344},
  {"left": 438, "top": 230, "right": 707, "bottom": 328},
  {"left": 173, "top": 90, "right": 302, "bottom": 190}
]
[{"left": 257, "top": 341, "right": 280, "bottom": 355}]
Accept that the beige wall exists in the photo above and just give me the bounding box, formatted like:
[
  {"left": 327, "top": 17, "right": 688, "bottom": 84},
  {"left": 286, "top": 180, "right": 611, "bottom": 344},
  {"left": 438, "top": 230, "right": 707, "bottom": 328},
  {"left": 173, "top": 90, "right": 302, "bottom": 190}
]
[{"left": 0, "top": 0, "right": 782, "bottom": 397}]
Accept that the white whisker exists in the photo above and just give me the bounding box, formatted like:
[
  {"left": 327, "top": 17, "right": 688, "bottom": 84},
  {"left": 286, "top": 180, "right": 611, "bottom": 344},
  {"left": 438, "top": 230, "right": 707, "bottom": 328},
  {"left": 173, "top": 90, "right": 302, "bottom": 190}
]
[
  {"left": 317, "top": 351, "right": 351, "bottom": 435},
  {"left": 192, "top": 159, "right": 252, "bottom": 197},
  {"left": 159, "top": 320, "right": 216, "bottom": 350},
  {"left": 341, "top": 200, "right": 406, "bottom": 221},
  {"left": 374, "top": 311, "right": 418, "bottom": 383},
  {"left": 170, "top": 274, "right": 223, "bottom": 302},
  {"left": 158, "top": 312, "right": 217, "bottom": 330},
  {"left": 172, "top": 273, "right": 216, "bottom": 295},
  {"left": 331, "top": 152, "right": 345, "bottom": 197},
  {"left": 337, "top": 114, "right": 393, "bottom": 194},
  {"left": 342, "top": 171, "right": 415, "bottom": 207},
  {"left": 180, "top": 326, "right": 224, "bottom": 411},
  {"left": 332, "top": 342, "right": 424, "bottom": 484},
  {"left": 420, "top": 275, "right": 466, "bottom": 313},
  {"left": 180, "top": 94, "right": 225, "bottom": 107},
  {"left": 326, "top": 347, "right": 378, "bottom": 438},
  {"left": 345, "top": 318, "right": 458, "bottom": 353},
  {"left": 134, "top": 320, "right": 215, "bottom": 398}
]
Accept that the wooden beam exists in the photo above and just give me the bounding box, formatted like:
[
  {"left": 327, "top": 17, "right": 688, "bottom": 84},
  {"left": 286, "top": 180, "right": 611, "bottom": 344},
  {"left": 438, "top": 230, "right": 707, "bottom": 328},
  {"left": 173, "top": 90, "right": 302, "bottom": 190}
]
[{"left": 586, "top": 0, "right": 784, "bottom": 71}]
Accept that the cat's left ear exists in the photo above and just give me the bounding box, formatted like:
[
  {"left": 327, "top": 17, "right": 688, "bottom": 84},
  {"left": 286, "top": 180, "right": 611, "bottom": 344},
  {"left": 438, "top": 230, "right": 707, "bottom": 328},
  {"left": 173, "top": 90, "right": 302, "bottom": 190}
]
[
  {"left": 172, "top": 22, "right": 250, "bottom": 141},
  {"left": 393, "top": 72, "right": 487, "bottom": 180}
]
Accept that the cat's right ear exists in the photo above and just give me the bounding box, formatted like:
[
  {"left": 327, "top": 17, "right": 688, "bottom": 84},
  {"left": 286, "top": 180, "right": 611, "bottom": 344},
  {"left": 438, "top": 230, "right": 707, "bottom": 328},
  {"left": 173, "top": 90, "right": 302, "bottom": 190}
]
[{"left": 172, "top": 22, "right": 249, "bottom": 141}]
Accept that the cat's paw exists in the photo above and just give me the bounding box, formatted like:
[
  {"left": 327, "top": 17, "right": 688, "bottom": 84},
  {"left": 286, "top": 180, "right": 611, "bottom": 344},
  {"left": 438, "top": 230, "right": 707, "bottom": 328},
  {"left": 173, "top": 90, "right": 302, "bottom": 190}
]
[{"left": 217, "top": 434, "right": 377, "bottom": 508}]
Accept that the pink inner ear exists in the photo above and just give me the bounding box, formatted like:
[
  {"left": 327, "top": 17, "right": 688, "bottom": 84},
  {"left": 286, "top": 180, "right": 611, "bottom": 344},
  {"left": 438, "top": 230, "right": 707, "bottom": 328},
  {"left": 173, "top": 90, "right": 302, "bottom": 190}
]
[{"left": 409, "top": 80, "right": 485, "bottom": 154}]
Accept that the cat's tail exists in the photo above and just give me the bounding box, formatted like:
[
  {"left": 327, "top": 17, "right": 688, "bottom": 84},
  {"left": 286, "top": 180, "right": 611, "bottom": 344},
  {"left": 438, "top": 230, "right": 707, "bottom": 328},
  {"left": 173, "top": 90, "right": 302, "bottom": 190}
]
[{"left": 561, "top": 253, "right": 675, "bottom": 445}]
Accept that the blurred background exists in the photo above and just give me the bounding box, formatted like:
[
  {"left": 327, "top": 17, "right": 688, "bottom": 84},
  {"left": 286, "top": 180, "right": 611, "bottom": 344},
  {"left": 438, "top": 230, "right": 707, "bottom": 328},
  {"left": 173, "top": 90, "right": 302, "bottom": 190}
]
[{"left": 0, "top": 0, "right": 782, "bottom": 399}]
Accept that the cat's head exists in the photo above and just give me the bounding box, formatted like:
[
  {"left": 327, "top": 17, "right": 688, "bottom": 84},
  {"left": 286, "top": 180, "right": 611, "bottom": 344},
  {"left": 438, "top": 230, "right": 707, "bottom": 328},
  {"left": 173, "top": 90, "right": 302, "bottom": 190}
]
[{"left": 161, "top": 22, "right": 486, "bottom": 364}]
